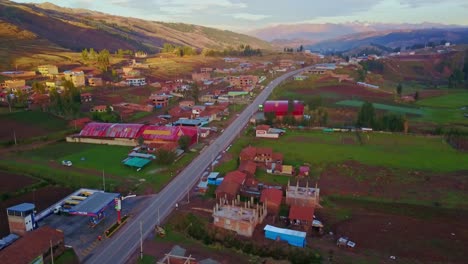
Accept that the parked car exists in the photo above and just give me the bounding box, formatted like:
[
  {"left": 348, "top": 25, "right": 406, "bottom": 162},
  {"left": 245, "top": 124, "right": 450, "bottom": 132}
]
[{"left": 62, "top": 160, "right": 72, "bottom": 167}]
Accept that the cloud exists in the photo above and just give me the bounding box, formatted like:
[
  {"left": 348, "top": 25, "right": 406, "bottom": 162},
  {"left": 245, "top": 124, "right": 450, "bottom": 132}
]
[{"left": 231, "top": 13, "right": 270, "bottom": 21}]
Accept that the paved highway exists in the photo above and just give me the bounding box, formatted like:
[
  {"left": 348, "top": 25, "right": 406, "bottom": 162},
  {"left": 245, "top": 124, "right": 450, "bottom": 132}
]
[{"left": 86, "top": 65, "right": 314, "bottom": 264}]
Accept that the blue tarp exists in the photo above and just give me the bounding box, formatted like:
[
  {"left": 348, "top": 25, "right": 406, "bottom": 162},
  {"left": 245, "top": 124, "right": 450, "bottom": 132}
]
[{"left": 264, "top": 225, "right": 306, "bottom": 247}]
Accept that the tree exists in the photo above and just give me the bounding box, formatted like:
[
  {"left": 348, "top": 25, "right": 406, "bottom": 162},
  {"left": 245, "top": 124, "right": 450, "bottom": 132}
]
[
  {"left": 89, "top": 48, "right": 96, "bottom": 59},
  {"left": 357, "top": 101, "right": 375, "bottom": 128},
  {"left": 396, "top": 83, "right": 403, "bottom": 97},
  {"left": 188, "top": 83, "right": 200, "bottom": 104},
  {"left": 32, "top": 82, "right": 46, "bottom": 94},
  {"left": 137, "top": 135, "right": 144, "bottom": 146},
  {"left": 97, "top": 49, "right": 110, "bottom": 71},
  {"left": 178, "top": 135, "right": 192, "bottom": 151},
  {"left": 414, "top": 91, "right": 419, "bottom": 101},
  {"left": 299, "top": 45, "right": 304, "bottom": 52},
  {"left": 357, "top": 69, "right": 367, "bottom": 82},
  {"left": 81, "top": 49, "right": 89, "bottom": 61},
  {"left": 155, "top": 149, "right": 177, "bottom": 165}
]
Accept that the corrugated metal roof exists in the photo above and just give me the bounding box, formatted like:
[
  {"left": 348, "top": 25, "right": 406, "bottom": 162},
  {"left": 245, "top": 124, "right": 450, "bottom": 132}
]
[
  {"left": 7, "top": 203, "right": 35, "bottom": 212},
  {"left": 264, "top": 225, "right": 306, "bottom": 238}
]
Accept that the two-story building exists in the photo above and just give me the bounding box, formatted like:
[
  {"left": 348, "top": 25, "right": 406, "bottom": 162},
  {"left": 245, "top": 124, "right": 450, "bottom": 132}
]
[
  {"left": 37, "top": 65, "right": 58, "bottom": 77},
  {"left": 149, "top": 94, "right": 170, "bottom": 108},
  {"left": 126, "top": 78, "right": 146, "bottom": 87},
  {"left": 63, "top": 71, "right": 85, "bottom": 87}
]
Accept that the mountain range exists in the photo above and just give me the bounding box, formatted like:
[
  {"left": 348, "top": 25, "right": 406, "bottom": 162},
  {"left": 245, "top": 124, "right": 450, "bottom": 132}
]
[
  {"left": 0, "top": 0, "right": 271, "bottom": 53},
  {"left": 248, "top": 22, "right": 468, "bottom": 51}
]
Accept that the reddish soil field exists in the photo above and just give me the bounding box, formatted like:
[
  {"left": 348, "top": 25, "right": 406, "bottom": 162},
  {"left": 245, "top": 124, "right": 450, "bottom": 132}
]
[
  {"left": 0, "top": 172, "right": 38, "bottom": 193},
  {"left": 0, "top": 119, "right": 49, "bottom": 141},
  {"left": 327, "top": 107, "right": 358, "bottom": 125},
  {"left": 330, "top": 210, "right": 468, "bottom": 263},
  {"left": 319, "top": 160, "right": 468, "bottom": 203},
  {"left": 0, "top": 186, "right": 72, "bottom": 237},
  {"left": 298, "top": 84, "right": 393, "bottom": 101}
]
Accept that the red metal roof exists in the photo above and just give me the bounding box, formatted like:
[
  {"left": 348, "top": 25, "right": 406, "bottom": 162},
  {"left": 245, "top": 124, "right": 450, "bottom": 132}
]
[
  {"left": 289, "top": 205, "right": 315, "bottom": 221},
  {"left": 0, "top": 226, "right": 64, "bottom": 264},
  {"left": 79, "top": 122, "right": 114, "bottom": 137},
  {"left": 263, "top": 100, "right": 304, "bottom": 116},
  {"left": 260, "top": 188, "right": 283, "bottom": 206},
  {"left": 224, "top": 171, "right": 247, "bottom": 185},
  {"left": 106, "top": 123, "right": 145, "bottom": 138}
]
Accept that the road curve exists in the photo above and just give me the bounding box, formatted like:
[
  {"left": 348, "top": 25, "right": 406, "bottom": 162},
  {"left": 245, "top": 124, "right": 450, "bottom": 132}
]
[{"left": 86, "top": 66, "right": 314, "bottom": 264}]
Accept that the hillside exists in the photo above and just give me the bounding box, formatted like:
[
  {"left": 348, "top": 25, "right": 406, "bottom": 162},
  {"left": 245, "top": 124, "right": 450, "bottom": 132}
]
[
  {"left": 0, "top": 0, "right": 271, "bottom": 53},
  {"left": 307, "top": 28, "right": 468, "bottom": 52}
]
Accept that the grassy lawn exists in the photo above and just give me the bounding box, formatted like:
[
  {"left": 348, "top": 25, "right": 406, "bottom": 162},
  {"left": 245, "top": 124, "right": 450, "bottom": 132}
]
[
  {"left": 137, "top": 255, "right": 157, "bottom": 264},
  {"left": 54, "top": 248, "right": 79, "bottom": 264},
  {"left": 6, "top": 142, "right": 199, "bottom": 193},
  {"left": 256, "top": 171, "right": 290, "bottom": 185},
  {"left": 221, "top": 130, "right": 468, "bottom": 172}
]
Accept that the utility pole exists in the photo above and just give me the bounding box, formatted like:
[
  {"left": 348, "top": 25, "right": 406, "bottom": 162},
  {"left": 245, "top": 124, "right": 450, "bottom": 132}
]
[
  {"left": 140, "top": 221, "right": 143, "bottom": 260},
  {"left": 102, "top": 170, "right": 106, "bottom": 192},
  {"left": 50, "top": 240, "right": 54, "bottom": 264},
  {"left": 187, "top": 186, "right": 190, "bottom": 203},
  {"left": 157, "top": 207, "right": 160, "bottom": 225}
]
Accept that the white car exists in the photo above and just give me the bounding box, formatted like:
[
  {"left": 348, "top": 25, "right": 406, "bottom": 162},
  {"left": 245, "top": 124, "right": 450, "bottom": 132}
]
[{"left": 61, "top": 160, "right": 72, "bottom": 167}]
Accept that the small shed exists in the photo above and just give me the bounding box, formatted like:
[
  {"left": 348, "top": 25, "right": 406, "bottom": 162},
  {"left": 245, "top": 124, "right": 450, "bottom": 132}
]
[
  {"left": 264, "top": 225, "right": 306, "bottom": 247},
  {"left": 207, "top": 172, "right": 220, "bottom": 185}
]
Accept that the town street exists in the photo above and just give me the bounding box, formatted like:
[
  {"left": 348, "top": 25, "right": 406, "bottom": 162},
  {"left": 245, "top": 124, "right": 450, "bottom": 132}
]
[{"left": 86, "top": 65, "right": 314, "bottom": 264}]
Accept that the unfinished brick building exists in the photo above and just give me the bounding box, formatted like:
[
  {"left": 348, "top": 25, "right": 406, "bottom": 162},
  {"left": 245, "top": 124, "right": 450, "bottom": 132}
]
[
  {"left": 286, "top": 180, "right": 320, "bottom": 207},
  {"left": 212, "top": 196, "right": 267, "bottom": 237}
]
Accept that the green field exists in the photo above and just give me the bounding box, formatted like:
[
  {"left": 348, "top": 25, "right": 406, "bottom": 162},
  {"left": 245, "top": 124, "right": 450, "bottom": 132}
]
[
  {"left": 221, "top": 130, "right": 468, "bottom": 173},
  {"left": 336, "top": 100, "right": 424, "bottom": 115},
  {"left": 4, "top": 142, "right": 196, "bottom": 193},
  {"left": 417, "top": 92, "right": 468, "bottom": 108}
]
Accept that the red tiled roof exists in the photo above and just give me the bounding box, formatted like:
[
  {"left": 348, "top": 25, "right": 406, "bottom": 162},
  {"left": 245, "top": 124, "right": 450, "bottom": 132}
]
[
  {"left": 256, "top": 147, "right": 272, "bottom": 156},
  {"left": 240, "top": 146, "right": 256, "bottom": 161},
  {"left": 260, "top": 188, "right": 283, "bottom": 206},
  {"left": 238, "top": 160, "right": 256, "bottom": 176},
  {"left": 289, "top": 205, "right": 315, "bottom": 221},
  {"left": 81, "top": 92, "right": 92, "bottom": 97},
  {"left": 0, "top": 226, "right": 64, "bottom": 264},
  {"left": 224, "top": 171, "right": 247, "bottom": 185},
  {"left": 215, "top": 180, "right": 241, "bottom": 197},
  {"left": 299, "top": 166, "right": 310, "bottom": 173},
  {"left": 272, "top": 152, "right": 284, "bottom": 163}
]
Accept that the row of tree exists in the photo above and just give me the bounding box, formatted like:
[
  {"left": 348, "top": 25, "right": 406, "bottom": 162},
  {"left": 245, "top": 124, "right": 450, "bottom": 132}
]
[
  {"left": 81, "top": 48, "right": 111, "bottom": 71},
  {"left": 161, "top": 43, "right": 197, "bottom": 57},
  {"left": 283, "top": 45, "right": 304, "bottom": 53},
  {"left": 202, "top": 44, "right": 262, "bottom": 57},
  {"left": 357, "top": 101, "right": 406, "bottom": 132}
]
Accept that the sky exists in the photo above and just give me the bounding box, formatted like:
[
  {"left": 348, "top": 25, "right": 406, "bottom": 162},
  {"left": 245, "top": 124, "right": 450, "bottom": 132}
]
[{"left": 13, "top": 0, "right": 468, "bottom": 31}]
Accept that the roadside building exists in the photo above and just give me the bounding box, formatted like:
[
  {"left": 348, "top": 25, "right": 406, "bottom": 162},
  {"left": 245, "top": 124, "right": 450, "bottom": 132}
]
[
  {"left": 63, "top": 70, "right": 85, "bottom": 87},
  {"left": 0, "top": 226, "right": 65, "bottom": 264},
  {"left": 278, "top": 59, "right": 294, "bottom": 68},
  {"left": 294, "top": 75, "right": 307, "bottom": 81},
  {"left": 6, "top": 203, "right": 36, "bottom": 236},
  {"left": 286, "top": 180, "right": 320, "bottom": 207},
  {"left": 260, "top": 188, "right": 283, "bottom": 214},
  {"left": 255, "top": 125, "right": 285, "bottom": 139},
  {"left": 215, "top": 171, "right": 247, "bottom": 200},
  {"left": 263, "top": 100, "right": 304, "bottom": 120},
  {"left": 212, "top": 198, "right": 267, "bottom": 237},
  {"left": 227, "top": 75, "right": 258, "bottom": 91},
  {"left": 238, "top": 160, "right": 257, "bottom": 177}
]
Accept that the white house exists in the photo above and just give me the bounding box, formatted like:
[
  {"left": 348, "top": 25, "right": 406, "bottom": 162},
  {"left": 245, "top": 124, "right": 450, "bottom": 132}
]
[{"left": 126, "top": 78, "right": 146, "bottom": 87}]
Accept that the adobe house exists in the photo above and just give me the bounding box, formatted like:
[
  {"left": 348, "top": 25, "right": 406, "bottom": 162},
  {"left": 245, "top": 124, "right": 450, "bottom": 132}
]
[
  {"left": 215, "top": 171, "right": 247, "bottom": 201},
  {"left": 260, "top": 188, "right": 283, "bottom": 214},
  {"left": 238, "top": 160, "right": 257, "bottom": 177},
  {"left": 286, "top": 180, "right": 320, "bottom": 207},
  {"left": 213, "top": 196, "right": 267, "bottom": 237},
  {"left": 289, "top": 205, "right": 315, "bottom": 230}
]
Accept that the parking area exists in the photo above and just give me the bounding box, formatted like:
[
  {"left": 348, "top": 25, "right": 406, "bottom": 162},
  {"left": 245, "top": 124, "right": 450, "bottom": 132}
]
[{"left": 39, "top": 195, "right": 150, "bottom": 260}]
